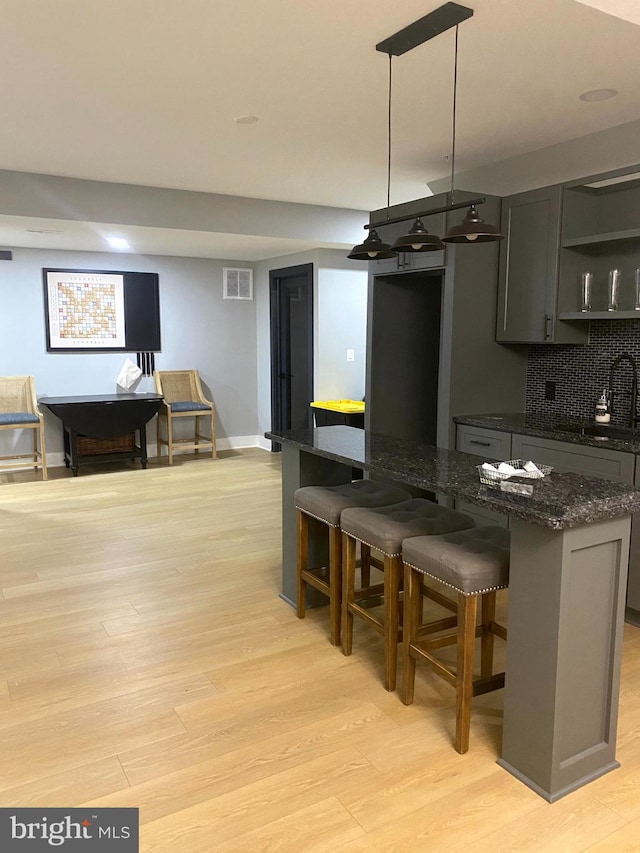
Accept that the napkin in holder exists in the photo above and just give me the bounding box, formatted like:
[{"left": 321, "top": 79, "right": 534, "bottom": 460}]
[{"left": 116, "top": 357, "right": 143, "bottom": 392}]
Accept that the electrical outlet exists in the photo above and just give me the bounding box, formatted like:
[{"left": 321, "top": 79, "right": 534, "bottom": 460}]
[
  {"left": 346, "top": 348, "right": 355, "bottom": 362},
  {"left": 545, "top": 380, "right": 556, "bottom": 401}
]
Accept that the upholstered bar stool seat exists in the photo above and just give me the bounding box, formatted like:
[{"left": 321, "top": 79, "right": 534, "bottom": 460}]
[
  {"left": 401, "top": 525, "right": 510, "bottom": 753},
  {"left": 340, "top": 499, "right": 475, "bottom": 691},
  {"left": 295, "top": 480, "right": 411, "bottom": 646}
]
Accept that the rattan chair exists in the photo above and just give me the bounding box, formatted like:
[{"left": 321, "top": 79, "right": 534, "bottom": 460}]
[
  {"left": 0, "top": 376, "right": 47, "bottom": 480},
  {"left": 154, "top": 370, "right": 216, "bottom": 464}
]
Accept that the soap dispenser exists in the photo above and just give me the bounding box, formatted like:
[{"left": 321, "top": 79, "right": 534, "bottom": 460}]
[{"left": 595, "top": 390, "right": 611, "bottom": 423}]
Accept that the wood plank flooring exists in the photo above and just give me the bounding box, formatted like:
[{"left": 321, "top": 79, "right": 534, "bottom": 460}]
[{"left": 1, "top": 450, "right": 640, "bottom": 851}]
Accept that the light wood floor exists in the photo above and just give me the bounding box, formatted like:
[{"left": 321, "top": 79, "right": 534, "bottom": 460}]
[{"left": 1, "top": 450, "right": 640, "bottom": 851}]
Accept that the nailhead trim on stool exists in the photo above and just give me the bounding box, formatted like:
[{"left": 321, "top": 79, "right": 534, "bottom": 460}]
[
  {"left": 340, "top": 499, "right": 475, "bottom": 691},
  {"left": 401, "top": 525, "right": 510, "bottom": 753},
  {"left": 294, "top": 480, "right": 411, "bottom": 646}
]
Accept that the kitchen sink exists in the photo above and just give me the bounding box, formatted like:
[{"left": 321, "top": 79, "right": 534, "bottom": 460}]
[{"left": 561, "top": 423, "right": 640, "bottom": 441}]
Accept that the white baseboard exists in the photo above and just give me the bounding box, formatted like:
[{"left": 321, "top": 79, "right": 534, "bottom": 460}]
[
  {"left": 39, "top": 436, "right": 270, "bottom": 471},
  {"left": 216, "top": 435, "right": 266, "bottom": 451}
]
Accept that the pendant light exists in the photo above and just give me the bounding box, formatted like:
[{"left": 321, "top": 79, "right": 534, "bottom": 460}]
[
  {"left": 348, "top": 58, "right": 397, "bottom": 261},
  {"left": 392, "top": 216, "right": 444, "bottom": 253},
  {"left": 348, "top": 227, "right": 396, "bottom": 260},
  {"left": 442, "top": 25, "right": 503, "bottom": 244},
  {"left": 348, "top": 3, "right": 500, "bottom": 261}
]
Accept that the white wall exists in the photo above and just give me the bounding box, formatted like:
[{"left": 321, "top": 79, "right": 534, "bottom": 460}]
[
  {"left": 0, "top": 248, "right": 259, "bottom": 461},
  {"left": 316, "top": 262, "right": 367, "bottom": 402}
]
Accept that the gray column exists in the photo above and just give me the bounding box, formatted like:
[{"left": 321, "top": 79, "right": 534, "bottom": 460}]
[
  {"left": 280, "top": 444, "right": 353, "bottom": 607},
  {"left": 498, "top": 515, "right": 630, "bottom": 801}
]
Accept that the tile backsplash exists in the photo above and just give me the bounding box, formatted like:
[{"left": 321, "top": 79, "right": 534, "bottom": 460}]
[{"left": 526, "top": 320, "right": 640, "bottom": 425}]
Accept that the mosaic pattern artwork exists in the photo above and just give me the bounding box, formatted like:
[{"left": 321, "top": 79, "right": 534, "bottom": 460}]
[{"left": 46, "top": 271, "right": 126, "bottom": 349}]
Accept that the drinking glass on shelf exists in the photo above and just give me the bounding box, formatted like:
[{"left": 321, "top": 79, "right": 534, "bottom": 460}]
[
  {"left": 580, "top": 271, "right": 592, "bottom": 311},
  {"left": 608, "top": 268, "right": 621, "bottom": 311},
  {"left": 635, "top": 268, "right": 640, "bottom": 311}
]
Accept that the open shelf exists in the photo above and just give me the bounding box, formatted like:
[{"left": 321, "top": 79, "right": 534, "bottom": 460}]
[
  {"left": 559, "top": 311, "right": 640, "bottom": 320},
  {"left": 562, "top": 228, "right": 640, "bottom": 249}
]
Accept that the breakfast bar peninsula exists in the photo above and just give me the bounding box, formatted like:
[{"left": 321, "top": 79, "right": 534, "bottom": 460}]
[{"left": 267, "top": 424, "right": 640, "bottom": 803}]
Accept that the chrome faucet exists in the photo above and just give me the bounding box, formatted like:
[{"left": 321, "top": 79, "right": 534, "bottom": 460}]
[{"left": 608, "top": 353, "right": 639, "bottom": 428}]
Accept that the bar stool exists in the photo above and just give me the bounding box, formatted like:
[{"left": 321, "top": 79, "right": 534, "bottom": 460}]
[
  {"left": 295, "top": 480, "right": 411, "bottom": 646},
  {"left": 340, "top": 499, "right": 475, "bottom": 691},
  {"left": 401, "top": 525, "right": 510, "bottom": 753}
]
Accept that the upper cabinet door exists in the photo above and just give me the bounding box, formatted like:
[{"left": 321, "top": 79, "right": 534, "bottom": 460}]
[{"left": 496, "top": 185, "right": 563, "bottom": 343}]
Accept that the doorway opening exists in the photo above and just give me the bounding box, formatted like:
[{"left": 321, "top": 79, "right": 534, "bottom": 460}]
[
  {"left": 269, "top": 263, "right": 314, "bottom": 451},
  {"left": 366, "top": 269, "right": 443, "bottom": 444}
]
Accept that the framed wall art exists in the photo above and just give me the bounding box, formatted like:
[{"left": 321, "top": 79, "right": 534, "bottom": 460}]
[{"left": 43, "top": 268, "right": 161, "bottom": 353}]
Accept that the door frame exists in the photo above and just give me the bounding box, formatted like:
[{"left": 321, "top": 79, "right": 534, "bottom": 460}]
[{"left": 269, "top": 263, "right": 314, "bottom": 451}]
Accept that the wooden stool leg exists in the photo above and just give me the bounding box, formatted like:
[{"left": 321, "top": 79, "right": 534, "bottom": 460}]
[
  {"left": 383, "top": 555, "right": 402, "bottom": 692},
  {"left": 341, "top": 532, "right": 357, "bottom": 656},
  {"left": 481, "top": 590, "right": 497, "bottom": 678},
  {"left": 360, "top": 543, "right": 371, "bottom": 589},
  {"left": 328, "top": 525, "right": 342, "bottom": 646},
  {"left": 210, "top": 410, "right": 217, "bottom": 459},
  {"left": 167, "top": 415, "right": 174, "bottom": 465},
  {"left": 402, "top": 563, "right": 421, "bottom": 705},
  {"left": 296, "top": 510, "right": 309, "bottom": 620},
  {"left": 456, "top": 593, "right": 478, "bottom": 754}
]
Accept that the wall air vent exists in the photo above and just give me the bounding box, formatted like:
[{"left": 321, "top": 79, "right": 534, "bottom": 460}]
[{"left": 223, "top": 267, "right": 253, "bottom": 301}]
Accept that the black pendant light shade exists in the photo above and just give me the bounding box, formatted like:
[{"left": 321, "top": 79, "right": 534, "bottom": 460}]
[
  {"left": 392, "top": 217, "right": 445, "bottom": 252},
  {"left": 348, "top": 227, "right": 397, "bottom": 260},
  {"left": 349, "top": 5, "right": 500, "bottom": 261},
  {"left": 442, "top": 204, "right": 504, "bottom": 243}
]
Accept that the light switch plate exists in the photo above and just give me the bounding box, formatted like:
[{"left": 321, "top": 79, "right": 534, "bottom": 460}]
[{"left": 346, "top": 348, "right": 355, "bottom": 362}]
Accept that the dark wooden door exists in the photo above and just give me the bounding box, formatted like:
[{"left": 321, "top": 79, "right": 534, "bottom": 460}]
[{"left": 270, "top": 263, "right": 313, "bottom": 450}]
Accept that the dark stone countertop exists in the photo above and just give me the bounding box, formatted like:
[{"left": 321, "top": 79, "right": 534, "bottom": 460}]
[
  {"left": 453, "top": 412, "right": 640, "bottom": 454},
  {"left": 267, "top": 425, "right": 640, "bottom": 530}
]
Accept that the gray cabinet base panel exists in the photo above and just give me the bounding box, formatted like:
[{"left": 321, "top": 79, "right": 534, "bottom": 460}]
[
  {"left": 497, "top": 757, "right": 619, "bottom": 804},
  {"left": 499, "top": 516, "right": 629, "bottom": 802}
]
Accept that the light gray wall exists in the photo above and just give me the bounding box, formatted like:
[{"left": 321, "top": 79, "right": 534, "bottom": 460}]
[
  {"left": 429, "top": 118, "right": 640, "bottom": 197},
  {"left": 0, "top": 169, "right": 367, "bottom": 244},
  {"left": 0, "top": 248, "right": 259, "bottom": 459}
]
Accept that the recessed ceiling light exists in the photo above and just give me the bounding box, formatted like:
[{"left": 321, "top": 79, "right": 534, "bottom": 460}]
[
  {"left": 234, "top": 115, "right": 259, "bottom": 124},
  {"left": 106, "top": 236, "right": 131, "bottom": 250},
  {"left": 578, "top": 88, "right": 618, "bottom": 102}
]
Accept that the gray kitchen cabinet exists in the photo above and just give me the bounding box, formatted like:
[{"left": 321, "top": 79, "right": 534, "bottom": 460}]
[
  {"left": 455, "top": 424, "right": 511, "bottom": 528},
  {"left": 366, "top": 192, "right": 527, "bottom": 453},
  {"left": 458, "top": 421, "right": 640, "bottom": 619},
  {"left": 511, "top": 433, "right": 635, "bottom": 484},
  {"left": 513, "top": 431, "right": 640, "bottom": 623},
  {"left": 628, "top": 462, "right": 640, "bottom": 621},
  {"left": 455, "top": 424, "right": 512, "bottom": 460},
  {"left": 496, "top": 185, "right": 587, "bottom": 344},
  {"left": 557, "top": 167, "right": 640, "bottom": 318}
]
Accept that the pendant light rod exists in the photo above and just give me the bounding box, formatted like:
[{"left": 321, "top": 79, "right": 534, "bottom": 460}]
[
  {"left": 365, "top": 196, "right": 486, "bottom": 231},
  {"left": 386, "top": 54, "right": 392, "bottom": 209},
  {"left": 376, "top": 2, "right": 473, "bottom": 56},
  {"left": 449, "top": 24, "right": 459, "bottom": 205}
]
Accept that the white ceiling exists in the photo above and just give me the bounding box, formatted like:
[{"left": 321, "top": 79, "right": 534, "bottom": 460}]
[{"left": 0, "top": 0, "right": 639, "bottom": 259}]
